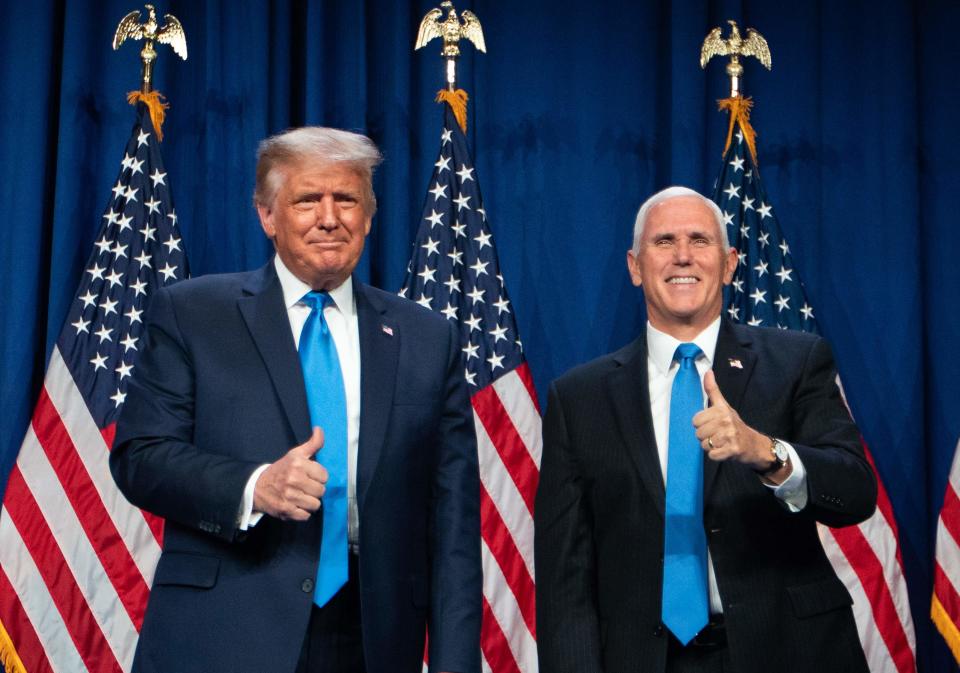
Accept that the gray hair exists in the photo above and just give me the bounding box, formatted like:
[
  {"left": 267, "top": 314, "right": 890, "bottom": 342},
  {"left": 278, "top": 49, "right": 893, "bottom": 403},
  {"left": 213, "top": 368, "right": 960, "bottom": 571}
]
[
  {"left": 254, "top": 127, "right": 384, "bottom": 212},
  {"left": 630, "top": 186, "right": 729, "bottom": 254}
]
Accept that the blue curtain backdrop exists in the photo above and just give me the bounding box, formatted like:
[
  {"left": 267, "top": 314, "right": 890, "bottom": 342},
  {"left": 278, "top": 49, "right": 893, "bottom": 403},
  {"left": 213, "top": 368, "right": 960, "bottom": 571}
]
[{"left": 1, "top": 0, "right": 957, "bottom": 669}]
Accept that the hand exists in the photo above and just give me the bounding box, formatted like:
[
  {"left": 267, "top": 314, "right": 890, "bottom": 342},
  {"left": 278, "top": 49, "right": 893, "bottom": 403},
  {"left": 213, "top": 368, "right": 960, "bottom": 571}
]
[
  {"left": 253, "top": 427, "right": 329, "bottom": 521},
  {"left": 693, "top": 370, "right": 771, "bottom": 471}
]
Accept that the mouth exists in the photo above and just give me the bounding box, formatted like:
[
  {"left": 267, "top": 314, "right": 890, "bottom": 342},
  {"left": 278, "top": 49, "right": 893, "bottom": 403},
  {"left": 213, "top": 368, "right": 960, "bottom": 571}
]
[{"left": 666, "top": 276, "right": 699, "bottom": 285}]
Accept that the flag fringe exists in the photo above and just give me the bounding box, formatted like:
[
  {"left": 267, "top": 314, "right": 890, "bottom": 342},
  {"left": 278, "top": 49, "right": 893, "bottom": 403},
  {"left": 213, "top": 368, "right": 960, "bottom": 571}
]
[
  {"left": 932, "top": 594, "right": 960, "bottom": 664},
  {"left": 0, "top": 619, "right": 26, "bottom": 673},
  {"left": 718, "top": 96, "right": 759, "bottom": 167},
  {"left": 436, "top": 89, "right": 469, "bottom": 133},
  {"left": 126, "top": 90, "right": 170, "bottom": 142}
]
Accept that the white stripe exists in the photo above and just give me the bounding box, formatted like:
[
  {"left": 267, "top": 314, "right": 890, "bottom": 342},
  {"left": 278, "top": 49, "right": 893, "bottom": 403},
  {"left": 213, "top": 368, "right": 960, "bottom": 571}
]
[
  {"left": 936, "top": 512, "right": 960, "bottom": 599},
  {"left": 0, "top": 500, "right": 88, "bottom": 673},
  {"left": 481, "top": 538, "right": 538, "bottom": 672},
  {"left": 45, "top": 347, "right": 161, "bottom": 584},
  {"left": 820, "top": 528, "right": 899, "bottom": 673},
  {"left": 481, "top": 655, "right": 494, "bottom": 673},
  {"left": 16, "top": 425, "right": 138, "bottom": 670},
  {"left": 491, "top": 371, "right": 543, "bottom": 467},
  {"left": 855, "top": 508, "right": 917, "bottom": 651},
  {"left": 474, "top": 413, "right": 536, "bottom": 579}
]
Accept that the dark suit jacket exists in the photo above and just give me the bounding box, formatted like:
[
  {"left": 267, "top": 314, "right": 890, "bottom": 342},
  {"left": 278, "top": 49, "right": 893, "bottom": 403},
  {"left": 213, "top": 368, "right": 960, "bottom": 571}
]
[
  {"left": 534, "top": 319, "right": 877, "bottom": 673},
  {"left": 111, "top": 261, "right": 482, "bottom": 673}
]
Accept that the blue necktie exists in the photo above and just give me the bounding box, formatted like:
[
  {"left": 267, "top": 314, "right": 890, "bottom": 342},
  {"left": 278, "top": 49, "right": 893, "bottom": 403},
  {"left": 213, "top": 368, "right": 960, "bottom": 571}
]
[
  {"left": 299, "top": 291, "right": 348, "bottom": 607},
  {"left": 662, "top": 342, "right": 708, "bottom": 644}
]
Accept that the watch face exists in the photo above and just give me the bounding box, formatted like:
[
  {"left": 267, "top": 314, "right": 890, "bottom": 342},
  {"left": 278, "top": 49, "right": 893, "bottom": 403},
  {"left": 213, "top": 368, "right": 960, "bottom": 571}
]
[{"left": 773, "top": 441, "right": 789, "bottom": 462}]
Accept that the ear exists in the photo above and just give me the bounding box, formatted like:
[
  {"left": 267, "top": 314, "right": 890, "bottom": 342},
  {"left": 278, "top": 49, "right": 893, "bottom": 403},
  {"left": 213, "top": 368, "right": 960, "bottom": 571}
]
[
  {"left": 626, "top": 250, "right": 643, "bottom": 287},
  {"left": 256, "top": 202, "right": 276, "bottom": 239},
  {"left": 722, "top": 246, "right": 737, "bottom": 285},
  {"left": 363, "top": 214, "right": 372, "bottom": 236}
]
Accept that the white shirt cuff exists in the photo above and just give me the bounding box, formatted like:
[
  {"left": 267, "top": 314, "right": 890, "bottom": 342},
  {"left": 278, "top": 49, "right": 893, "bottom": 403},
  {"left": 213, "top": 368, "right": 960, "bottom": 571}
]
[
  {"left": 764, "top": 442, "right": 808, "bottom": 512},
  {"left": 238, "top": 464, "right": 271, "bottom": 530}
]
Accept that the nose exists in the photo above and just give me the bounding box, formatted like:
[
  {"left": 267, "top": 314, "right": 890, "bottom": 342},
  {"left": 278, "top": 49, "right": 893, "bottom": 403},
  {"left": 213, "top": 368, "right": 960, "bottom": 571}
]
[
  {"left": 673, "top": 239, "right": 692, "bottom": 263},
  {"left": 315, "top": 196, "right": 338, "bottom": 230}
]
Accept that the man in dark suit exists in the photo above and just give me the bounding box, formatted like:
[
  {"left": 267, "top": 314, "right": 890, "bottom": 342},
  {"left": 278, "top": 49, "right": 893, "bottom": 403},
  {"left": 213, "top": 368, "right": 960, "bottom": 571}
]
[
  {"left": 111, "top": 127, "right": 481, "bottom": 673},
  {"left": 534, "top": 186, "right": 876, "bottom": 673}
]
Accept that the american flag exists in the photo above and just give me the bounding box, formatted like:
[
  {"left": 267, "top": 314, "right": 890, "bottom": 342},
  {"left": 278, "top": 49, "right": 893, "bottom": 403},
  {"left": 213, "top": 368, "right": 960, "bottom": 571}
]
[
  {"left": 932, "top": 437, "right": 960, "bottom": 663},
  {"left": 713, "top": 117, "right": 917, "bottom": 673},
  {"left": 401, "top": 103, "right": 540, "bottom": 673},
  {"left": 0, "top": 104, "right": 186, "bottom": 673}
]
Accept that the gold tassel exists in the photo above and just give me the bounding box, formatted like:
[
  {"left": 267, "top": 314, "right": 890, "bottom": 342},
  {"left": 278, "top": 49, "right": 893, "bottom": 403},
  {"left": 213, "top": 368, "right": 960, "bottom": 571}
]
[
  {"left": 435, "top": 89, "right": 469, "bottom": 133},
  {"left": 126, "top": 90, "right": 170, "bottom": 142},
  {"left": 718, "top": 96, "right": 759, "bottom": 167},
  {"left": 0, "top": 618, "right": 27, "bottom": 673}
]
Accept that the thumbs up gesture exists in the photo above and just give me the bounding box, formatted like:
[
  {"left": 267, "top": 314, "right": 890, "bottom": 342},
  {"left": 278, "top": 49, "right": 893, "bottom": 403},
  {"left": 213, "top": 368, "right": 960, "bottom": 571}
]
[
  {"left": 693, "top": 371, "right": 772, "bottom": 472},
  {"left": 253, "top": 426, "right": 330, "bottom": 521}
]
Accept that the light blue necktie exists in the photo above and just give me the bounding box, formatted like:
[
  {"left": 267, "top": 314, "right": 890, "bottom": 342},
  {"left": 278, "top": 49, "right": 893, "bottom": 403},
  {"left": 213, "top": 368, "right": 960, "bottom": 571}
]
[
  {"left": 661, "top": 342, "right": 708, "bottom": 644},
  {"left": 299, "top": 291, "right": 348, "bottom": 607}
]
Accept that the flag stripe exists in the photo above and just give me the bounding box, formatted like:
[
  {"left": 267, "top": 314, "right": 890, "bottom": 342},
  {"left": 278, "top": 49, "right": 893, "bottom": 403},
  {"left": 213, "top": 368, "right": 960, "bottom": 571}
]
[
  {"left": 2, "top": 466, "right": 122, "bottom": 673},
  {"left": 480, "top": 591, "right": 523, "bottom": 673},
  {"left": 941, "top": 485, "right": 960, "bottom": 554},
  {"left": 33, "top": 386, "right": 151, "bottom": 629},
  {"left": 0, "top": 566, "right": 51, "bottom": 673},
  {"left": 826, "top": 524, "right": 914, "bottom": 673},
  {"left": 473, "top": 386, "right": 538, "bottom": 514},
  {"left": 513, "top": 362, "right": 541, "bottom": 414},
  {"left": 47, "top": 347, "right": 164, "bottom": 570},
  {"left": 491, "top": 366, "right": 543, "bottom": 475},
  {"left": 935, "top": 547, "right": 960, "bottom": 625}
]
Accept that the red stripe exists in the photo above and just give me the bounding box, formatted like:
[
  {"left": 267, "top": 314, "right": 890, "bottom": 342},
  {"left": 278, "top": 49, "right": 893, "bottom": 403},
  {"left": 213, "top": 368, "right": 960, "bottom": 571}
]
[
  {"left": 941, "top": 485, "right": 960, "bottom": 546},
  {"left": 103, "top": 422, "right": 165, "bottom": 547},
  {"left": 472, "top": 388, "right": 539, "bottom": 513},
  {"left": 828, "top": 524, "right": 916, "bottom": 673},
  {"left": 479, "top": 482, "right": 537, "bottom": 636},
  {"left": 34, "top": 390, "right": 150, "bottom": 629},
  {"left": 3, "top": 466, "right": 122, "bottom": 673},
  {"left": 514, "top": 362, "right": 542, "bottom": 414},
  {"left": 480, "top": 596, "right": 522, "bottom": 673},
  {"left": 862, "top": 441, "right": 909, "bottom": 567},
  {"left": 0, "top": 565, "right": 54, "bottom": 673},
  {"left": 934, "top": 561, "right": 960, "bottom": 626}
]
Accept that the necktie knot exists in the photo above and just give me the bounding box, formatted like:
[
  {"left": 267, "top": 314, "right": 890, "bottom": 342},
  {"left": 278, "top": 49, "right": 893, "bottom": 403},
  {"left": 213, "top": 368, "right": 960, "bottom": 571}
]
[
  {"left": 302, "top": 290, "right": 333, "bottom": 313},
  {"left": 674, "top": 342, "right": 702, "bottom": 366}
]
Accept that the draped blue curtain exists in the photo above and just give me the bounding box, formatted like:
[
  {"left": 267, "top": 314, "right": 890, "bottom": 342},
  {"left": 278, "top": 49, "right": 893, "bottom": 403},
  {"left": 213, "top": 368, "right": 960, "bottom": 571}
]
[{"left": 2, "top": 0, "right": 957, "bottom": 669}]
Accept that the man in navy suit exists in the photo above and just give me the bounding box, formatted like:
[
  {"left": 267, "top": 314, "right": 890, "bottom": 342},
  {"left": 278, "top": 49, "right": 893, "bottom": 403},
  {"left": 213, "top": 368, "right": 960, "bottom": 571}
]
[
  {"left": 534, "top": 186, "right": 876, "bottom": 673},
  {"left": 111, "top": 127, "right": 481, "bottom": 673}
]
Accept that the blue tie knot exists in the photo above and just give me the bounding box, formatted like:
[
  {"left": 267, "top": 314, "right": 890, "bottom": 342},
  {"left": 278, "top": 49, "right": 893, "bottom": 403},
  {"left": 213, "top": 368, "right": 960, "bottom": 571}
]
[
  {"left": 674, "top": 342, "right": 702, "bottom": 365},
  {"left": 301, "top": 290, "right": 333, "bottom": 312}
]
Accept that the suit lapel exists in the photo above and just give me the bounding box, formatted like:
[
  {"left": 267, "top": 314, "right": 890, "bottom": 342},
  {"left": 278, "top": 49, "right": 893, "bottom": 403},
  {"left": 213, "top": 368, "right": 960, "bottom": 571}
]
[
  {"left": 355, "top": 282, "right": 399, "bottom": 513},
  {"left": 608, "top": 333, "right": 666, "bottom": 517},
  {"left": 237, "top": 263, "right": 312, "bottom": 445},
  {"left": 705, "top": 320, "right": 757, "bottom": 501}
]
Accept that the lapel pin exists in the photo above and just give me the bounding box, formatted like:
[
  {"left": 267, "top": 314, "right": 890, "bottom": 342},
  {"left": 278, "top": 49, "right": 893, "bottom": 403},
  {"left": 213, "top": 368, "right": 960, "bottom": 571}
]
[
  {"left": 381, "top": 324, "right": 394, "bottom": 337},
  {"left": 728, "top": 358, "right": 743, "bottom": 369}
]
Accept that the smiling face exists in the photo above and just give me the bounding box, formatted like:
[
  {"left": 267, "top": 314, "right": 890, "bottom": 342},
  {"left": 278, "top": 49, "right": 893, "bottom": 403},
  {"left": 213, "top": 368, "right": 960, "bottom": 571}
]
[
  {"left": 626, "top": 195, "right": 737, "bottom": 340},
  {"left": 257, "top": 161, "right": 373, "bottom": 290}
]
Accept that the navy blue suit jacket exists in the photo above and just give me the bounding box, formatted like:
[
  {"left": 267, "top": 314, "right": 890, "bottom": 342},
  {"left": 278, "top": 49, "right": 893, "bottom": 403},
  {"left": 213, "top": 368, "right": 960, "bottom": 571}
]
[
  {"left": 111, "top": 261, "right": 482, "bottom": 673},
  {"left": 535, "top": 319, "right": 877, "bottom": 673}
]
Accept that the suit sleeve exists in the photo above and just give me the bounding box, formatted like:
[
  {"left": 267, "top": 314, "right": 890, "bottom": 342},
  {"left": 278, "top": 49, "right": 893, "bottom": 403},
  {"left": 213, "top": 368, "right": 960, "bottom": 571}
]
[
  {"left": 110, "top": 288, "right": 261, "bottom": 542},
  {"left": 787, "top": 336, "right": 878, "bottom": 527},
  {"left": 428, "top": 320, "right": 482, "bottom": 673},
  {"left": 534, "top": 383, "right": 604, "bottom": 673}
]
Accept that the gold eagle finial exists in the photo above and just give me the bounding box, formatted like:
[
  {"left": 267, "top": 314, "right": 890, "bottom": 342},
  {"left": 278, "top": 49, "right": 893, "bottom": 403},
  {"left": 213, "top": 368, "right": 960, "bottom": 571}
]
[
  {"left": 113, "top": 4, "right": 187, "bottom": 93},
  {"left": 415, "top": 2, "right": 485, "bottom": 92},
  {"left": 700, "top": 20, "right": 770, "bottom": 97}
]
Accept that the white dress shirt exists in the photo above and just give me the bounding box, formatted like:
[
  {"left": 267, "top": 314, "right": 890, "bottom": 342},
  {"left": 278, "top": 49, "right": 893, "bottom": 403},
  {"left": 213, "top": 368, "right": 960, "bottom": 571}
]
[
  {"left": 646, "top": 317, "right": 807, "bottom": 614},
  {"left": 238, "top": 256, "right": 362, "bottom": 548}
]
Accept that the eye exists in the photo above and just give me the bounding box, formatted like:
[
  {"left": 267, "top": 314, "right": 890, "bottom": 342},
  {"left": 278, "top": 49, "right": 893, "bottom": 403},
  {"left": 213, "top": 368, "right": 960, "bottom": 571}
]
[
  {"left": 654, "top": 238, "right": 673, "bottom": 248},
  {"left": 334, "top": 193, "right": 360, "bottom": 208},
  {"left": 692, "top": 237, "right": 710, "bottom": 247}
]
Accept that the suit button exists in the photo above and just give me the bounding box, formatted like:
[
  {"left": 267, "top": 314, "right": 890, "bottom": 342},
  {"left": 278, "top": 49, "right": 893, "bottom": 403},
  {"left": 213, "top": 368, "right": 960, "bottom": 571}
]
[
  {"left": 301, "top": 579, "right": 314, "bottom": 593},
  {"left": 653, "top": 624, "right": 664, "bottom": 637}
]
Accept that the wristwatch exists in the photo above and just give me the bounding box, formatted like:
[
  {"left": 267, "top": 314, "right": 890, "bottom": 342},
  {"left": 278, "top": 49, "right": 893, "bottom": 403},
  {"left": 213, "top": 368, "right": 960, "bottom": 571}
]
[{"left": 762, "top": 436, "right": 789, "bottom": 475}]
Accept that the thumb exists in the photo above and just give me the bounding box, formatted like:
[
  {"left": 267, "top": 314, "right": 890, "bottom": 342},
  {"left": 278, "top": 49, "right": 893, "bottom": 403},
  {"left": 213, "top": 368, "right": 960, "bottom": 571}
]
[
  {"left": 292, "top": 426, "right": 324, "bottom": 458},
  {"left": 703, "top": 370, "right": 726, "bottom": 407}
]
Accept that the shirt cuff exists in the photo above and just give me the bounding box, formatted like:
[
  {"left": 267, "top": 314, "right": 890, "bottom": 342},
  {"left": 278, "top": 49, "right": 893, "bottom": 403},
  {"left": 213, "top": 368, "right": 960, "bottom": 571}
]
[
  {"left": 764, "top": 442, "right": 808, "bottom": 512},
  {"left": 238, "top": 464, "right": 270, "bottom": 530}
]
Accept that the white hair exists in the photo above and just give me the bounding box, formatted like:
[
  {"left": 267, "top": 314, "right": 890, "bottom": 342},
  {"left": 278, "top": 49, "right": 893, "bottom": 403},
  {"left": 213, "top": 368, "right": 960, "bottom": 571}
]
[
  {"left": 630, "top": 186, "right": 729, "bottom": 253},
  {"left": 254, "top": 126, "right": 383, "bottom": 212}
]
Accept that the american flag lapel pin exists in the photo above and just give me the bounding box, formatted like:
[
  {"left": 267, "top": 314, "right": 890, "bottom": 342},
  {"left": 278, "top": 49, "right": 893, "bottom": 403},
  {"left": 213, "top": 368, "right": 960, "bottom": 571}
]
[
  {"left": 381, "top": 324, "right": 394, "bottom": 337},
  {"left": 728, "top": 358, "right": 743, "bottom": 369}
]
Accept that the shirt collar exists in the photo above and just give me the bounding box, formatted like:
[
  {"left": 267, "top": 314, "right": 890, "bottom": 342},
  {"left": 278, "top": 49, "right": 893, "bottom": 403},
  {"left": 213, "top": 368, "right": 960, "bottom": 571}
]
[
  {"left": 646, "top": 316, "right": 721, "bottom": 376},
  {"left": 272, "top": 255, "right": 355, "bottom": 317}
]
